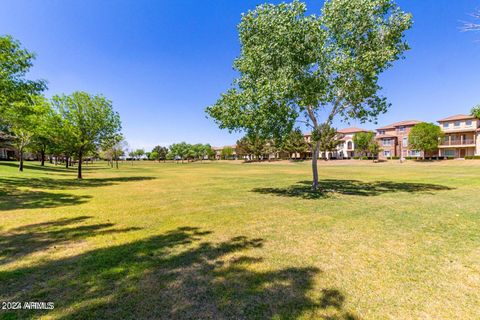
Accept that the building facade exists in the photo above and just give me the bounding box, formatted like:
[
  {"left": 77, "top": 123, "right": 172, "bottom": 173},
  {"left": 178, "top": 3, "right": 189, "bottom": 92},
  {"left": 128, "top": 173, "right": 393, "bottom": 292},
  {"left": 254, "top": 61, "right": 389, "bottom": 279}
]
[
  {"left": 336, "top": 127, "right": 372, "bottom": 159},
  {"left": 375, "top": 120, "right": 423, "bottom": 159},
  {"left": 437, "top": 114, "right": 480, "bottom": 158}
]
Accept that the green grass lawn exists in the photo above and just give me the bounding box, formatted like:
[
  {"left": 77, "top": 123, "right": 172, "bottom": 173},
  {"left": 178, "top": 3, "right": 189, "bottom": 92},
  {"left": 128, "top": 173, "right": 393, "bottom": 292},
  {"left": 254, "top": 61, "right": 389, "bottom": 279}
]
[{"left": 1, "top": 160, "right": 479, "bottom": 319}]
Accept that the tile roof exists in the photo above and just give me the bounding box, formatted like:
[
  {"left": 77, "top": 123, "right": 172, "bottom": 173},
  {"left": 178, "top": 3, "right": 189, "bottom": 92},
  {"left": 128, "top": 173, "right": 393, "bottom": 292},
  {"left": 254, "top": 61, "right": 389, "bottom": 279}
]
[
  {"left": 437, "top": 114, "right": 477, "bottom": 122},
  {"left": 337, "top": 127, "right": 370, "bottom": 134},
  {"left": 377, "top": 120, "right": 422, "bottom": 130}
]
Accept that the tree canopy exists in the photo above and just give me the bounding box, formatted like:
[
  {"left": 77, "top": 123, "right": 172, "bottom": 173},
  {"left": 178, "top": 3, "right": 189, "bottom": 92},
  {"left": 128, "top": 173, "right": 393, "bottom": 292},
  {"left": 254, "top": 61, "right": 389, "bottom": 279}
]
[
  {"left": 206, "top": 0, "right": 412, "bottom": 189},
  {"left": 408, "top": 122, "right": 443, "bottom": 159},
  {"left": 52, "top": 91, "right": 122, "bottom": 178},
  {"left": 0, "top": 35, "right": 46, "bottom": 115},
  {"left": 353, "top": 132, "right": 375, "bottom": 158}
]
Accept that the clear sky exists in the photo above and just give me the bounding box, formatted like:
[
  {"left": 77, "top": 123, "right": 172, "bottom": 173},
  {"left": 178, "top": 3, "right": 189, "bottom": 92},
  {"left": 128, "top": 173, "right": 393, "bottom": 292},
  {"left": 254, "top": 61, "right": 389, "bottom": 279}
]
[{"left": 1, "top": 0, "right": 479, "bottom": 150}]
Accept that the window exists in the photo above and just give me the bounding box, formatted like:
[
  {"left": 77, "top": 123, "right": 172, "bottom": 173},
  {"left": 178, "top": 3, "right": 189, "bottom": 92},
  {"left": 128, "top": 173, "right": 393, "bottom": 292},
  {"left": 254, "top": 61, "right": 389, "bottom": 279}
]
[
  {"left": 454, "top": 121, "right": 460, "bottom": 128},
  {"left": 409, "top": 150, "right": 421, "bottom": 157},
  {"left": 443, "top": 123, "right": 449, "bottom": 128},
  {"left": 382, "top": 139, "right": 392, "bottom": 146},
  {"left": 444, "top": 149, "right": 455, "bottom": 157},
  {"left": 398, "top": 126, "right": 406, "bottom": 132},
  {"left": 378, "top": 130, "right": 385, "bottom": 135},
  {"left": 347, "top": 141, "right": 353, "bottom": 149},
  {"left": 402, "top": 137, "right": 408, "bottom": 147},
  {"left": 466, "top": 120, "right": 472, "bottom": 126},
  {"left": 383, "top": 150, "right": 391, "bottom": 157}
]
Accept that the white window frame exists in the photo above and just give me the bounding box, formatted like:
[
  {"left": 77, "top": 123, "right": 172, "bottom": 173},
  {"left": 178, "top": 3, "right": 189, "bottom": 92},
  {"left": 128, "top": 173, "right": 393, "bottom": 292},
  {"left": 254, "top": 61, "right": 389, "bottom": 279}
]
[
  {"left": 402, "top": 137, "right": 408, "bottom": 147},
  {"left": 466, "top": 120, "right": 472, "bottom": 127},
  {"left": 454, "top": 121, "right": 460, "bottom": 128},
  {"left": 383, "top": 150, "right": 391, "bottom": 157}
]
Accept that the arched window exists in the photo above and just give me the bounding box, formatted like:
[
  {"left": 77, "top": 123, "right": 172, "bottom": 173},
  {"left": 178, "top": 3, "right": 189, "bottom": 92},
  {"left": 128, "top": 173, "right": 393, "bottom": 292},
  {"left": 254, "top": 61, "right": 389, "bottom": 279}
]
[{"left": 347, "top": 141, "right": 353, "bottom": 150}]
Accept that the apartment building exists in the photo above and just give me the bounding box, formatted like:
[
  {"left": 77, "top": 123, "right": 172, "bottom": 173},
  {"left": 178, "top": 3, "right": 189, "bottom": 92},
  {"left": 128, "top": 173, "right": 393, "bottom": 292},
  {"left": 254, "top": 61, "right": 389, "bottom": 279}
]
[
  {"left": 437, "top": 114, "right": 480, "bottom": 158},
  {"left": 375, "top": 120, "right": 422, "bottom": 159},
  {"left": 303, "top": 127, "right": 370, "bottom": 159},
  {"left": 336, "top": 127, "right": 372, "bottom": 159}
]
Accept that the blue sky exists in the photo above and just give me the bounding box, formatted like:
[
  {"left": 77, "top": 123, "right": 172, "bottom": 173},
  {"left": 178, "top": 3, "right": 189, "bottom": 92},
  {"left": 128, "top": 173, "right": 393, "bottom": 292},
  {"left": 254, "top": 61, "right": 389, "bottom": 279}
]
[{"left": 1, "top": 0, "right": 479, "bottom": 150}]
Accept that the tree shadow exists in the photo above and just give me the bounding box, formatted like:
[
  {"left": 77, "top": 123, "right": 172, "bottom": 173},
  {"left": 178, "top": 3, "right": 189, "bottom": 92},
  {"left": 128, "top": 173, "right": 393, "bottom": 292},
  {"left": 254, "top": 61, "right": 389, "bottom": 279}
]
[
  {"left": 0, "top": 216, "right": 141, "bottom": 266},
  {"left": 0, "top": 162, "right": 107, "bottom": 173},
  {"left": 0, "top": 185, "right": 92, "bottom": 211},
  {"left": 0, "top": 176, "right": 155, "bottom": 211},
  {"left": 252, "top": 180, "right": 454, "bottom": 199},
  {"left": 0, "top": 226, "right": 359, "bottom": 319},
  {"left": 0, "top": 176, "right": 156, "bottom": 191}
]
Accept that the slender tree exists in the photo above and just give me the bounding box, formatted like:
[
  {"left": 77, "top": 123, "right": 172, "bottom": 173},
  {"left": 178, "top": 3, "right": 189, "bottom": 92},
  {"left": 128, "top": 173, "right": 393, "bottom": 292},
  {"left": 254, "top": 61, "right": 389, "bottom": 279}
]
[
  {"left": 206, "top": 0, "right": 412, "bottom": 189},
  {"left": 368, "top": 140, "right": 382, "bottom": 162},
  {"left": 52, "top": 92, "right": 121, "bottom": 179},
  {"left": 315, "top": 123, "right": 342, "bottom": 160},
  {"left": 353, "top": 132, "right": 375, "bottom": 159}
]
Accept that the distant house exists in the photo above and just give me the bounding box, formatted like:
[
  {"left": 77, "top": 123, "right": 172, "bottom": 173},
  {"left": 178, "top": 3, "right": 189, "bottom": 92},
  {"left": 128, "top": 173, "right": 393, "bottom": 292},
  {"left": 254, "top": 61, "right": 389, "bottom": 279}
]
[
  {"left": 212, "top": 145, "right": 238, "bottom": 160},
  {"left": 375, "top": 120, "right": 423, "bottom": 159},
  {"left": 0, "top": 132, "right": 16, "bottom": 160},
  {"left": 303, "top": 127, "right": 371, "bottom": 159},
  {"left": 437, "top": 114, "right": 480, "bottom": 158},
  {"left": 337, "top": 127, "right": 372, "bottom": 159}
]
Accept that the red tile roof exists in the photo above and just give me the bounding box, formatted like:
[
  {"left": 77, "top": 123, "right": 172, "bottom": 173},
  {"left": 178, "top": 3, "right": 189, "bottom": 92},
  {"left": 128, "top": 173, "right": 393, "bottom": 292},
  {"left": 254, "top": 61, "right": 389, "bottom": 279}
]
[
  {"left": 377, "top": 120, "right": 422, "bottom": 130},
  {"left": 437, "top": 114, "right": 477, "bottom": 122},
  {"left": 337, "top": 127, "right": 370, "bottom": 134}
]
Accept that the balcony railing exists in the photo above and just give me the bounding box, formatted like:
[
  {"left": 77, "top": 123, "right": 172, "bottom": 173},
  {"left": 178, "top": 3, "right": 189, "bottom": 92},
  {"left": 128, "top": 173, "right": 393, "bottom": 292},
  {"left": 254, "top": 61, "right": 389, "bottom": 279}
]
[{"left": 440, "top": 139, "right": 475, "bottom": 146}]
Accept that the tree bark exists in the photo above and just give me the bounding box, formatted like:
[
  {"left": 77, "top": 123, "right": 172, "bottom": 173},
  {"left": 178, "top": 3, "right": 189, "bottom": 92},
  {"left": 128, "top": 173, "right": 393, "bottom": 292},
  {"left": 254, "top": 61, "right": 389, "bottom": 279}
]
[
  {"left": 65, "top": 156, "right": 69, "bottom": 169},
  {"left": 311, "top": 141, "right": 320, "bottom": 190},
  {"left": 40, "top": 149, "right": 45, "bottom": 166},
  {"left": 19, "top": 148, "right": 24, "bottom": 172},
  {"left": 77, "top": 149, "right": 83, "bottom": 179}
]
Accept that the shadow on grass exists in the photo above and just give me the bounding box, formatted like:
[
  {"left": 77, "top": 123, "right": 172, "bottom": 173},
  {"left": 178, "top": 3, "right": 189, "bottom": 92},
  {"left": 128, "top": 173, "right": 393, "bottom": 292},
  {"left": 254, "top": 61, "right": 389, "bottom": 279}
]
[
  {"left": 0, "top": 176, "right": 155, "bottom": 211},
  {"left": 0, "top": 216, "right": 141, "bottom": 266},
  {"left": 0, "top": 176, "right": 155, "bottom": 190},
  {"left": 252, "top": 179, "right": 454, "bottom": 199},
  {"left": 0, "top": 185, "right": 92, "bottom": 211},
  {"left": 0, "top": 162, "right": 107, "bottom": 173},
  {"left": 0, "top": 225, "right": 358, "bottom": 319}
]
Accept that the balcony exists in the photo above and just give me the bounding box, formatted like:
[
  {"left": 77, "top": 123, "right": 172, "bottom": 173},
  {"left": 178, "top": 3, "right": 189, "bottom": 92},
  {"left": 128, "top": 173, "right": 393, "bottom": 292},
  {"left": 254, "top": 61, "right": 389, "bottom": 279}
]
[{"left": 439, "top": 139, "right": 475, "bottom": 147}]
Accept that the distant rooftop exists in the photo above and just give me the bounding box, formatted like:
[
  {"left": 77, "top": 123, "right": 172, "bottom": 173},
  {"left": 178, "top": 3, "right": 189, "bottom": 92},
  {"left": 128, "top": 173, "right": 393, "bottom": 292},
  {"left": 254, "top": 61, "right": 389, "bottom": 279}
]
[
  {"left": 437, "top": 114, "right": 477, "bottom": 122},
  {"left": 377, "top": 120, "right": 422, "bottom": 130},
  {"left": 337, "top": 127, "right": 370, "bottom": 134}
]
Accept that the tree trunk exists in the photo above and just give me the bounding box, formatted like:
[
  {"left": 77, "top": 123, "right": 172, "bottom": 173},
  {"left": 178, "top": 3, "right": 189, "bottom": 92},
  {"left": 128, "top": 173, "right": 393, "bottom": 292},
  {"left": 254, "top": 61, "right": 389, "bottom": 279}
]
[
  {"left": 311, "top": 141, "right": 320, "bottom": 190},
  {"left": 49, "top": 156, "right": 53, "bottom": 164},
  {"left": 77, "top": 150, "right": 83, "bottom": 179},
  {"left": 115, "top": 157, "right": 119, "bottom": 169},
  {"left": 40, "top": 150, "right": 45, "bottom": 166},
  {"left": 19, "top": 148, "right": 24, "bottom": 172},
  {"left": 66, "top": 156, "right": 69, "bottom": 169}
]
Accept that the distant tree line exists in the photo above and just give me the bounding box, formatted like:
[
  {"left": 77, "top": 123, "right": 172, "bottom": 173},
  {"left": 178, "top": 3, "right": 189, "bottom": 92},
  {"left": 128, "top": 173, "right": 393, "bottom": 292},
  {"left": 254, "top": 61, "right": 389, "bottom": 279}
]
[{"left": 0, "top": 35, "right": 122, "bottom": 179}]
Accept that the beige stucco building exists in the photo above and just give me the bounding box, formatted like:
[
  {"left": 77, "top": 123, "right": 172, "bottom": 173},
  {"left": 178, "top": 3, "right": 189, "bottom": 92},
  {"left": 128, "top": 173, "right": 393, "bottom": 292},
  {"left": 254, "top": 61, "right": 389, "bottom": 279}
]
[{"left": 437, "top": 114, "right": 480, "bottom": 158}]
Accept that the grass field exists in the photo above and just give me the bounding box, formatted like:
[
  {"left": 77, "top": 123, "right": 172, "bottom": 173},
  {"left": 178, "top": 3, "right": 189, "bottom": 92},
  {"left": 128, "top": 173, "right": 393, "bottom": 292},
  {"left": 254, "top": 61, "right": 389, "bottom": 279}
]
[{"left": 1, "top": 160, "right": 479, "bottom": 319}]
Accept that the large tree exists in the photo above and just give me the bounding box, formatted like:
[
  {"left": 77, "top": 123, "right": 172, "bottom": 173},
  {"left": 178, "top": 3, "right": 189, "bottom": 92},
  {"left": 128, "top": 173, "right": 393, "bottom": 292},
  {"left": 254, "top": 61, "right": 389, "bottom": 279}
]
[
  {"left": 408, "top": 122, "right": 443, "bottom": 160},
  {"left": 0, "top": 36, "right": 46, "bottom": 118},
  {"left": 52, "top": 92, "right": 122, "bottom": 179},
  {"left": 152, "top": 145, "right": 169, "bottom": 162},
  {"left": 206, "top": 0, "right": 412, "bottom": 189},
  {"left": 281, "top": 128, "right": 309, "bottom": 159},
  {"left": 3, "top": 95, "right": 50, "bottom": 171}
]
